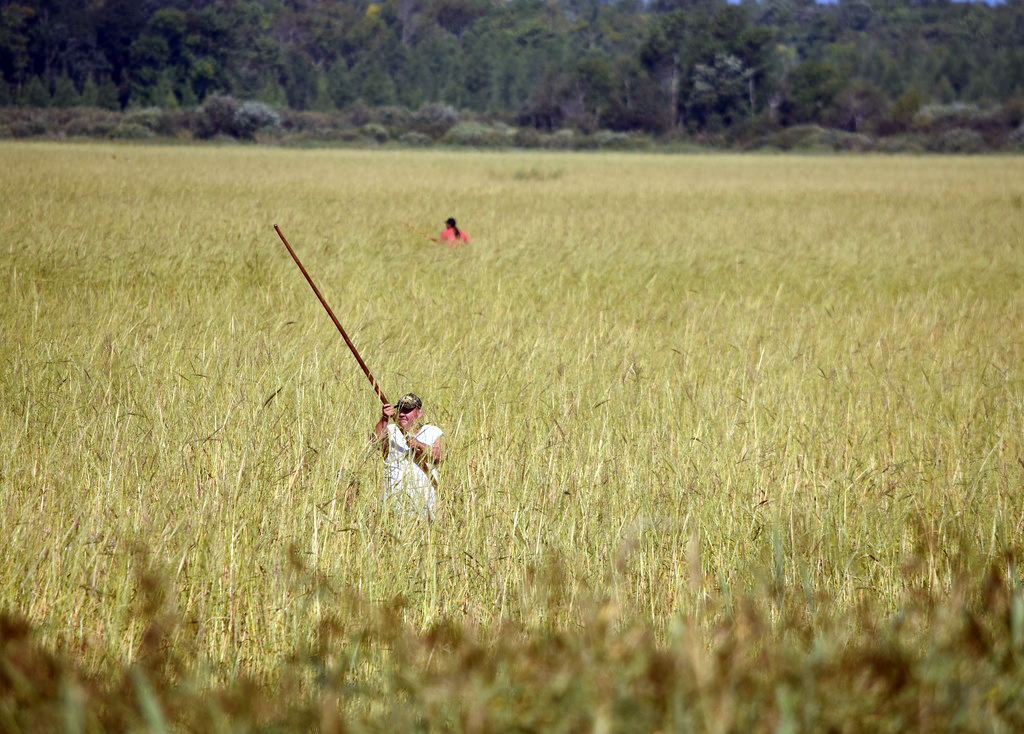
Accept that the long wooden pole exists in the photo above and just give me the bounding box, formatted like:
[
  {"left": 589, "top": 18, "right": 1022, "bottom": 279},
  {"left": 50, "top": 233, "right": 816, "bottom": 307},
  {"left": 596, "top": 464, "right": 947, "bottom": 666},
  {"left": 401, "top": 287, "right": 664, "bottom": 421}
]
[
  {"left": 274, "top": 224, "right": 389, "bottom": 407},
  {"left": 402, "top": 220, "right": 437, "bottom": 242}
]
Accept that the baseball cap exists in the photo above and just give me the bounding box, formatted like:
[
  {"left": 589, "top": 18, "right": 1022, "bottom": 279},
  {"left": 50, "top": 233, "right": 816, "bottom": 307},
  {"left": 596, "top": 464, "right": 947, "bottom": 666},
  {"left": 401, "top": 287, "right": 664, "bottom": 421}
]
[{"left": 395, "top": 393, "right": 422, "bottom": 413}]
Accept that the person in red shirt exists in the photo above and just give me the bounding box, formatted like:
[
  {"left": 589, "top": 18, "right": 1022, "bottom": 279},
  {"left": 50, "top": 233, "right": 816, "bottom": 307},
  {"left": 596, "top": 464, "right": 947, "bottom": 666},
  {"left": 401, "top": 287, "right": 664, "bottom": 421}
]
[{"left": 439, "top": 217, "right": 470, "bottom": 246}]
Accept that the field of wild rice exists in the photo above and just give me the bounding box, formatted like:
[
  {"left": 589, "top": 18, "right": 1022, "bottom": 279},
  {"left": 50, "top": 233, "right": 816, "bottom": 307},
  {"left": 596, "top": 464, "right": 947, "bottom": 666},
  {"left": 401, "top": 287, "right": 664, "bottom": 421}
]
[{"left": 2, "top": 141, "right": 1024, "bottom": 729}]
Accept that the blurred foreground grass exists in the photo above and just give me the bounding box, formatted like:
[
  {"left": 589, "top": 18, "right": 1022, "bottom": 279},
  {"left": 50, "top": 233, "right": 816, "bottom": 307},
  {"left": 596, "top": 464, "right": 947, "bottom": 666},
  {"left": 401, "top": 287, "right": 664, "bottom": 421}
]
[
  {"left": 4, "top": 549, "right": 1024, "bottom": 731},
  {"left": 1, "top": 142, "right": 1023, "bottom": 730}
]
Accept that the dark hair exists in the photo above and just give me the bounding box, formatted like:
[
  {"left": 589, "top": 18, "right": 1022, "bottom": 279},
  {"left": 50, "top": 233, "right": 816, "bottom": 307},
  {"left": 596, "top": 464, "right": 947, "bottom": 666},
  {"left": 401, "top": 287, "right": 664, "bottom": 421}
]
[{"left": 446, "top": 217, "right": 462, "bottom": 239}]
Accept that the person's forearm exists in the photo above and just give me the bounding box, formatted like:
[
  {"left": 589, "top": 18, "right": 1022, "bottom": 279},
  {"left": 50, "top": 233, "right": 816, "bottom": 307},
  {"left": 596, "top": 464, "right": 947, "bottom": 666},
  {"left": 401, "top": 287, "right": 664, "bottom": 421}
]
[
  {"left": 406, "top": 437, "right": 443, "bottom": 466},
  {"left": 406, "top": 436, "right": 438, "bottom": 466},
  {"left": 406, "top": 435, "right": 426, "bottom": 458}
]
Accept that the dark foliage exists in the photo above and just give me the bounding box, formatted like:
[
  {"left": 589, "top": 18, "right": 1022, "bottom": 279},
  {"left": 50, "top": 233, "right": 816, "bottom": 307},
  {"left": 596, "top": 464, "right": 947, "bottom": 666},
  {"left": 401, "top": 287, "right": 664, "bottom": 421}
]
[{"left": 1, "top": 0, "right": 1024, "bottom": 146}]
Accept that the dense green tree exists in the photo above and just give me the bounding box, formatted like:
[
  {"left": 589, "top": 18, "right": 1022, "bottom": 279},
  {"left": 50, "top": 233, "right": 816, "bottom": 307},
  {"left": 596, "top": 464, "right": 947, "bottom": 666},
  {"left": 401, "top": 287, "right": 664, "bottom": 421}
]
[
  {"left": 2, "top": 0, "right": 1024, "bottom": 140},
  {"left": 153, "top": 68, "right": 178, "bottom": 108},
  {"left": 682, "top": 5, "right": 775, "bottom": 127},
  {"left": 20, "top": 73, "right": 47, "bottom": 105},
  {"left": 128, "top": 21, "right": 173, "bottom": 104},
  {"left": 779, "top": 59, "right": 843, "bottom": 124},
  {"left": 639, "top": 9, "right": 687, "bottom": 128},
  {"left": 880, "top": 87, "right": 924, "bottom": 134},
  {"left": 325, "top": 58, "right": 355, "bottom": 109},
  {"left": 479, "top": 30, "right": 529, "bottom": 111},
  {"left": 79, "top": 73, "right": 98, "bottom": 106},
  {"left": 688, "top": 52, "right": 752, "bottom": 130},
  {"left": 279, "top": 47, "right": 314, "bottom": 109},
  {"left": 351, "top": 57, "right": 397, "bottom": 107},
  {"left": 190, "top": 58, "right": 225, "bottom": 102},
  {"left": 431, "top": 0, "right": 487, "bottom": 39},
  {"left": 827, "top": 79, "right": 886, "bottom": 132},
  {"left": 605, "top": 56, "right": 667, "bottom": 131},
  {"left": 50, "top": 69, "right": 77, "bottom": 106},
  {"left": 460, "top": 31, "right": 494, "bottom": 110},
  {"left": 94, "top": 0, "right": 151, "bottom": 90},
  {"left": 128, "top": 6, "right": 237, "bottom": 105},
  {"left": 400, "top": 33, "right": 460, "bottom": 107},
  {"left": 229, "top": 3, "right": 284, "bottom": 99},
  {"left": 257, "top": 79, "right": 287, "bottom": 107},
  {"left": 521, "top": 64, "right": 572, "bottom": 129},
  {"left": 573, "top": 52, "right": 614, "bottom": 126},
  {"left": 96, "top": 74, "right": 120, "bottom": 110},
  {"left": 0, "top": 3, "right": 34, "bottom": 84}
]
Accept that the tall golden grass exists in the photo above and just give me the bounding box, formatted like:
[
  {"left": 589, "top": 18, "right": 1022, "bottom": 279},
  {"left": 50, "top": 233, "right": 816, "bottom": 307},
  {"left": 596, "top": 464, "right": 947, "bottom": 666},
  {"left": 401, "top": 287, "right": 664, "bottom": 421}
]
[{"left": 2, "top": 141, "right": 1023, "bottom": 729}]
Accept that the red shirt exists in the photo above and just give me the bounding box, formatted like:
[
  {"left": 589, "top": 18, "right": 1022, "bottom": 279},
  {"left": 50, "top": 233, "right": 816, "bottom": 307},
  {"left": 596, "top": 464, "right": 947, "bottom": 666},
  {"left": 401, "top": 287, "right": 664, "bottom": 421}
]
[{"left": 440, "top": 226, "right": 470, "bottom": 244}]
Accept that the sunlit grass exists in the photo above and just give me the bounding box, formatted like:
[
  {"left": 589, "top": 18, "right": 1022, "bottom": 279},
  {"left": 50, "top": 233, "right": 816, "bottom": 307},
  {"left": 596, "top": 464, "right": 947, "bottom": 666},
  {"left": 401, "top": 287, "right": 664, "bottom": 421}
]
[{"left": 2, "top": 142, "right": 1023, "bottom": 724}]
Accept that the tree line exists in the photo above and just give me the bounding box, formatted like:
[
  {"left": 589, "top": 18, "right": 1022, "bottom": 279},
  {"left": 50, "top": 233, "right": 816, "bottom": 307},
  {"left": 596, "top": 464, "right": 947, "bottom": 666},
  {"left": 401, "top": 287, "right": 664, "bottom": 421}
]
[{"left": 1, "top": 0, "right": 1023, "bottom": 147}]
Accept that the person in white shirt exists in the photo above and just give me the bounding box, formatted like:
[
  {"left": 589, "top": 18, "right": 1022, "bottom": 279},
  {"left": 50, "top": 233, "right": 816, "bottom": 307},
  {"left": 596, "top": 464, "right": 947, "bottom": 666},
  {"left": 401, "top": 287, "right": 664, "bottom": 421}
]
[{"left": 372, "top": 392, "right": 444, "bottom": 517}]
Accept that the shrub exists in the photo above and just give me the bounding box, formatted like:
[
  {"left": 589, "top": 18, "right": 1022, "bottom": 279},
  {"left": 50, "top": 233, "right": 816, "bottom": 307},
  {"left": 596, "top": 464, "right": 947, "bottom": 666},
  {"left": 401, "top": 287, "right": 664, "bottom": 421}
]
[
  {"left": 194, "top": 96, "right": 280, "bottom": 140},
  {"left": 376, "top": 105, "right": 412, "bottom": 129},
  {"left": 1008, "top": 124, "right": 1024, "bottom": 149},
  {"left": 124, "top": 107, "right": 175, "bottom": 136},
  {"left": 829, "top": 130, "right": 874, "bottom": 151},
  {"left": 872, "top": 134, "right": 928, "bottom": 154},
  {"left": 879, "top": 89, "right": 926, "bottom": 136},
  {"left": 398, "top": 131, "right": 431, "bottom": 146},
  {"left": 723, "top": 113, "right": 778, "bottom": 147},
  {"left": 360, "top": 123, "right": 389, "bottom": 143},
  {"left": 546, "top": 128, "right": 577, "bottom": 149},
  {"left": 491, "top": 122, "right": 516, "bottom": 141},
  {"left": 194, "top": 94, "right": 241, "bottom": 139},
  {"left": 350, "top": 100, "right": 373, "bottom": 126},
  {"left": 63, "top": 110, "right": 119, "bottom": 137},
  {"left": 235, "top": 102, "right": 281, "bottom": 138},
  {"left": 10, "top": 118, "right": 46, "bottom": 137},
  {"left": 441, "top": 121, "right": 510, "bottom": 147},
  {"left": 999, "top": 97, "right": 1024, "bottom": 128},
  {"left": 591, "top": 130, "right": 637, "bottom": 150},
  {"left": 570, "top": 129, "right": 635, "bottom": 150},
  {"left": 512, "top": 127, "right": 541, "bottom": 148},
  {"left": 762, "top": 124, "right": 872, "bottom": 152},
  {"left": 739, "top": 134, "right": 778, "bottom": 152},
  {"left": 413, "top": 103, "right": 460, "bottom": 138},
  {"left": 32, "top": 109, "right": 76, "bottom": 128},
  {"left": 769, "top": 124, "right": 832, "bottom": 151},
  {"left": 278, "top": 109, "right": 352, "bottom": 139},
  {"left": 911, "top": 103, "right": 996, "bottom": 134},
  {"left": 109, "top": 123, "right": 154, "bottom": 140},
  {"left": 930, "top": 127, "right": 986, "bottom": 153},
  {"left": 287, "top": 127, "right": 361, "bottom": 144}
]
